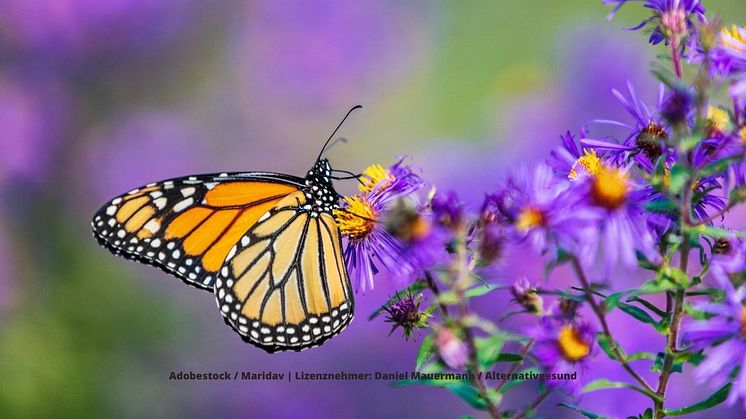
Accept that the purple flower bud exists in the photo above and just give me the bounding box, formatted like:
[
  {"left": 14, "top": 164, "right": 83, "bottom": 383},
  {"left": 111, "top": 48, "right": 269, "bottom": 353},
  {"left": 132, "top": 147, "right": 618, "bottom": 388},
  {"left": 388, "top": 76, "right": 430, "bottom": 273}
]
[
  {"left": 477, "top": 223, "right": 504, "bottom": 266},
  {"left": 511, "top": 278, "right": 544, "bottom": 314},
  {"left": 383, "top": 292, "right": 426, "bottom": 340},
  {"left": 431, "top": 189, "right": 464, "bottom": 230},
  {"left": 434, "top": 327, "right": 469, "bottom": 370},
  {"left": 661, "top": 87, "right": 694, "bottom": 125}
]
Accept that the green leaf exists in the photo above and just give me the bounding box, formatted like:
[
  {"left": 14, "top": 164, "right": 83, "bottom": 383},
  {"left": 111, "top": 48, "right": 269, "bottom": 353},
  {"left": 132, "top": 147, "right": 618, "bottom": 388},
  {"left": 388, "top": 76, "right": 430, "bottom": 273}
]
[
  {"left": 618, "top": 304, "right": 660, "bottom": 328},
  {"left": 684, "top": 224, "right": 732, "bottom": 239},
  {"left": 444, "top": 382, "right": 490, "bottom": 410},
  {"left": 668, "top": 164, "right": 689, "bottom": 194},
  {"left": 368, "top": 280, "right": 427, "bottom": 320},
  {"left": 645, "top": 199, "right": 678, "bottom": 214},
  {"left": 605, "top": 290, "right": 635, "bottom": 312},
  {"left": 627, "top": 296, "right": 666, "bottom": 317},
  {"left": 493, "top": 353, "right": 523, "bottom": 362},
  {"left": 557, "top": 402, "right": 606, "bottom": 419},
  {"left": 475, "top": 335, "right": 506, "bottom": 369},
  {"left": 395, "top": 379, "right": 490, "bottom": 410},
  {"left": 596, "top": 333, "right": 624, "bottom": 361},
  {"left": 664, "top": 383, "right": 731, "bottom": 416},
  {"left": 544, "top": 248, "right": 573, "bottom": 276},
  {"left": 729, "top": 185, "right": 746, "bottom": 204},
  {"left": 626, "top": 352, "right": 657, "bottom": 361},
  {"left": 415, "top": 334, "right": 435, "bottom": 371},
  {"left": 582, "top": 379, "right": 631, "bottom": 393},
  {"left": 582, "top": 379, "right": 661, "bottom": 400},
  {"left": 437, "top": 291, "right": 460, "bottom": 305},
  {"left": 651, "top": 352, "right": 683, "bottom": 374},
  {"left": 465, "top": 283, "right": 505, "bottom": 298}
]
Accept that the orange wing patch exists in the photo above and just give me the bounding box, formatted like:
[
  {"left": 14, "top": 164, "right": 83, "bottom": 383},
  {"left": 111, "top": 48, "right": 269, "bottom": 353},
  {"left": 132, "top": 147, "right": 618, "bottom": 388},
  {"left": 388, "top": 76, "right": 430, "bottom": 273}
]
[
  {"left": 205, "top": 182, "right": 298, "bottom": 207},
  {"left": 92, "top": 175, "right": 302, "bottom": 290}
]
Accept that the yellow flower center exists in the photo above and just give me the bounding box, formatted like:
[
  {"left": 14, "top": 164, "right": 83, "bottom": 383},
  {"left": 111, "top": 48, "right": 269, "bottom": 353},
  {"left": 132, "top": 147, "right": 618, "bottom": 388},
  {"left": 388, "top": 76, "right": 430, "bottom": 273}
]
[
  {"left": 741, "top": 305, "right": 746, "bottom": 338},
  {"left": 558, "top": 325, "right": 590, "bottom": 362},
  {"left": 516, "top": 207, "right": 545, "bottom": 231},
  {"left": 721, "top": 25, "right": 746, "bottom": 53},
  {"left": 569, "top": 149, "right": 602, "bottom": 181},
  {"left": 707, "top": 106, "right": 731, "bottom": 134},
  {"left": 359, "top": 164, "right": 392, "bottom": 193},
  {"left": 333, "top": 196, "right": 377, "bottom": 240},
  {"left": 739, "top": 126, "right": 746, "bottom": 145},
  {"left": 591, "top": 167, "right": 629, "bottom": 210}
]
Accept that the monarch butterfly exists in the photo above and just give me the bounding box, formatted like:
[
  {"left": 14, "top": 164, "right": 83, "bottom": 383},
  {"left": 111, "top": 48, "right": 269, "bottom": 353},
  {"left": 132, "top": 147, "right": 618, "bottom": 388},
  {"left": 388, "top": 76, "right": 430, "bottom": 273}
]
[{"left": 91, "top": 107, "right": 363, "bottom": 353}]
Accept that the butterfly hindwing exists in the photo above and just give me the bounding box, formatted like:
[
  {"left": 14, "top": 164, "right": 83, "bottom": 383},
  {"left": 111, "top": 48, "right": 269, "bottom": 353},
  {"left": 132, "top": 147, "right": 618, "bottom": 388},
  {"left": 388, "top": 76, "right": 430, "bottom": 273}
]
[
  {"left": 91, "top": 172, "right": 303, "bottom": 290},
  {"left": 215, "top": 168, "right": 354, "bottom": 352}
]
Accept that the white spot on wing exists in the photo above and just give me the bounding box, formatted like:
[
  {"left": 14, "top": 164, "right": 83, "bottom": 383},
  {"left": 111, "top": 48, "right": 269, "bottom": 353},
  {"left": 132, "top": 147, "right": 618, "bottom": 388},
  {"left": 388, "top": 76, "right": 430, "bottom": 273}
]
[{"left": 173, "top": 197, "right": 193, "bottom": 212}]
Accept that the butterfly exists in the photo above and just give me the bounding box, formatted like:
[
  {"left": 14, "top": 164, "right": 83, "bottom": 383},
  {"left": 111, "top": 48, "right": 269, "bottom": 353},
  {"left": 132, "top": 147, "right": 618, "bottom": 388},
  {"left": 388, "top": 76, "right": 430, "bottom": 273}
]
[{"left": 91, "top": 107, "right": 363, "bottom": 353}]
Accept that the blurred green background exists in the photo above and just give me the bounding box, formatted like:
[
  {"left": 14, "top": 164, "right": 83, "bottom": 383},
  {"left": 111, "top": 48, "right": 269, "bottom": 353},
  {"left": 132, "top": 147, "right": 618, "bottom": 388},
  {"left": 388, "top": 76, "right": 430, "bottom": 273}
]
[{"left": 1, "top": 1, "right": 745, "bottom": 418}]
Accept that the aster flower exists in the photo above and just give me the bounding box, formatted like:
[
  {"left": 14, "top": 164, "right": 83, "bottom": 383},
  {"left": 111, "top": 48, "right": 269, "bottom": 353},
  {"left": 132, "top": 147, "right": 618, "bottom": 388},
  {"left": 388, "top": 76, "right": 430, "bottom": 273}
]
[
  {"left": 510, "top": 278, "right": 544, "bottom": 314},
  {"left": 495, "top": 164, "right": 598, "bottom": 254},
  {"left": 710, "top": 233, "right": 746, "bottom": 275},
  {"left": 476, "top": 222, "right": 505, "bottom": 266},
  {"left": 383, "top": 197, "right": 447, "bottom": 281},
  {"left": 582, "top": 82, "right": 672, "bottom": 172},
  {"left": 682, "top": 269, "right": 746, "bottom": 408},
  {"left": 382, "top": 291, "right": 427, "bottom": 340},
  {"left": 711, "top": 25, "right": 746, "bottom": 76},
  {"left": 334, "top": 160, "right": 424, "bottom": 292},
  {"left": 434, "top": 327, "right": 469, "bottom": 370},
  {"left": 430, "top": 189, "right": 464, "bottom": 230},
  {"left": 530, "top": 318, "right": 596, "bottom": 395},
  {"left": 575, "top": 162, "right": 662, "bottom": 269},
  {"left": 546, "top": 129, "right": 601, "bottom": 180},
  {"left": 604, "top": 0, "right": 706, "bottom": 45}
]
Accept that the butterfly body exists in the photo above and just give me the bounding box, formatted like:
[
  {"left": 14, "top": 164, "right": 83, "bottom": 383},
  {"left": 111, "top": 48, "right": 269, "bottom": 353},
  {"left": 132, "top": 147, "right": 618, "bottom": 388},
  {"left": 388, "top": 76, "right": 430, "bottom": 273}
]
[{"left": 92, "top": 158, "right": 354, "bottom": 353}]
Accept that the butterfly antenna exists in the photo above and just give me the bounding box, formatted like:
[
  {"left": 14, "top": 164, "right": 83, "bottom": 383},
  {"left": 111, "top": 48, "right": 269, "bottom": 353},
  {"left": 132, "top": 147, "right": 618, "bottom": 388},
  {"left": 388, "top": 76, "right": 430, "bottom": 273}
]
[
  {"left": 331, "top": 169, "right": 365, "bottom": 186},
  {"left": 317, "top": 105, "right": 362, "bottom": 162}
]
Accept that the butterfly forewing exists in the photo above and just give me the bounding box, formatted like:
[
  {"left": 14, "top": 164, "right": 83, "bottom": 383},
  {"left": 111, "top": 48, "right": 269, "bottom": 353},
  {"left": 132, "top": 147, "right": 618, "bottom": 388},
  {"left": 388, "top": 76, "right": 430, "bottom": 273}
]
[
  {"left": 91, "top": 172, "right": 303, "bottom": 290},
  {"left": 215, "top": 173, "right": 354, "bottom": 352}
]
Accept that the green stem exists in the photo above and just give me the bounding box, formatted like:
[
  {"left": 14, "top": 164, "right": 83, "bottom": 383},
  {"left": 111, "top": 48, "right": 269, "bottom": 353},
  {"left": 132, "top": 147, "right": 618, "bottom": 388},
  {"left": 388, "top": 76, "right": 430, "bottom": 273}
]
[
  {"left": 570, "top": 256, "right": 656, "bottom": 396},
  {"left": 452, "top": 228, "right": 501, "bottom": 419}
]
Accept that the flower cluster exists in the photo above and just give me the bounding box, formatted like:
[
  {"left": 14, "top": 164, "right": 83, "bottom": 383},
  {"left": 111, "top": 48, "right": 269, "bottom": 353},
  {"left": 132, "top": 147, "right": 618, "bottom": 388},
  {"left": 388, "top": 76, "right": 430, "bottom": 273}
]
[{"left": 338, "top": 2, "right": 746, "bottom": 418}]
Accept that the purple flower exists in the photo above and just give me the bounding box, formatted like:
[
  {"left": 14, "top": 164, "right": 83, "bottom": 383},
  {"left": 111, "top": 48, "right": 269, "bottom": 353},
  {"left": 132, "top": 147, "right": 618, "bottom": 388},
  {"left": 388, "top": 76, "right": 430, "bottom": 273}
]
[
  {"left": 511, "top": 278, "right": 544, "bottom": 314},
  {"left": 711, "top": 25, "right": 746, "bottom": 76},
  {"left": 385, "top": 202, "right": 447, "bottom": 282},
  {"left": 336, "top": 193, "right": 409, "bottom": 293},
  {"left": 0, "top": 71, "right": 71, "bottom": 185},
  {"left": 547, "top": 129, "right": 596, "bottom": 180},
  {"left": 710, "top": 234, "right": 746, "bottom": 274},
  {"left": 682, "top": 269, "right": 746, "bottom": 408},
  {"left": 583, "top": 82, "right": 671, "bottom": 172},
  {"left": 431, "top": 189, "right": 464, "bottom": 230},
  {"left": 383, "top": 291, "right": 426, "bottom": 340},
  {"left": 604, "top": 0, "right": 706, "bottom": 45},
  {"left": 495, "top": 164, "right": 597, "bottom": 254},
  {"left": 477, "top": 222, "right": 505, "bottom": 266},
  {"left": 434, "top": 327, "right": 469, "bottom": 370},
  {"left": 364, "top": 158, "right": 424, "bottom": 205},
  {"left": 575, "top": 163, "right": 661, "bottom": 269},
  {"left": 335, "top": 160, "right": 424, "bottom": 292},
  {"left": 530, "top": 318, "right": 596, "bottom": 395}
]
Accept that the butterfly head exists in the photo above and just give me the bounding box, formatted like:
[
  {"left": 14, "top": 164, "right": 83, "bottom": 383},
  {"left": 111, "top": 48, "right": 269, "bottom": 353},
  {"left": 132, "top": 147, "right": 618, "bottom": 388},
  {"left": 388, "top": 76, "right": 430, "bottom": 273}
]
[{"left": 304, "top": 159, "right": 339, "bottom": 215}]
